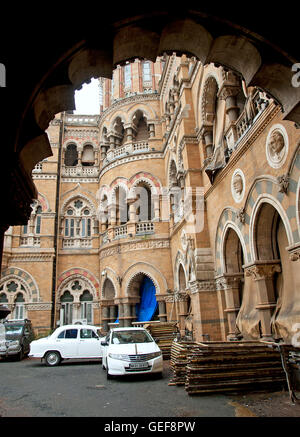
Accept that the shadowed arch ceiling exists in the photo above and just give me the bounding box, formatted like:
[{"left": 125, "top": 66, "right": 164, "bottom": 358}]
[{"left": 0, "top": 4, "right": 299, "bottom": 229}]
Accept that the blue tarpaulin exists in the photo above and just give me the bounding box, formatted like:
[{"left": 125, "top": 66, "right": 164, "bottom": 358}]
[
  {"left": 114, "top": 276, "right": 157, "bottom": 323},
  {"left": 136, "top": 276, "right": 158, "bottom": 322}
]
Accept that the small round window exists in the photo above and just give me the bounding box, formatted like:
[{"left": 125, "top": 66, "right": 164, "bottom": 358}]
[{"left": 83, "top": 209, "right": 90, "bottom": 216}]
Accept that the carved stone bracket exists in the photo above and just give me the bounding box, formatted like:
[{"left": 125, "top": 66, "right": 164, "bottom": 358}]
[
  {"left": 237, "top": 207, "right": 245, "bottom": 224},
  {"left": 277, "top": 174, "right": 289, "bottom": 194}
]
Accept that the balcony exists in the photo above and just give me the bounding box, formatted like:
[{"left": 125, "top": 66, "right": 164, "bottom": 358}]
[
  {"left": 104, "top": 141, "right": 150, "bottom": 164},
  {"left": 64, "top": 114, "right": 99, "bottom": 126},
  {"left": 225, "top": 90, "right": 270, "bottom": 151},
  {"left": 62, "top": 166, "right": 99, "bottom": 178},
  {"left": 62, "top": 238, "right": 92, "bottom": 249},
  {"left": 20, "top": 236, "right": 40, "bottom": 247},
  {"left": 136, "top": 222, "right": 154, "bottom": 235},
  {"left": 101, "top": 221, "right": 155, "bottom": 245}
]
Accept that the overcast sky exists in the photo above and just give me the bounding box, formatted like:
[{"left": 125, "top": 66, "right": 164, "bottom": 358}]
[{"left": 74, "top": 78, "right": 100, "bottom": 114}]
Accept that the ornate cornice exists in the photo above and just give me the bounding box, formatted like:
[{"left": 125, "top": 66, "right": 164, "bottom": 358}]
[
  {"left": 100, "top": 238, "right": 170, "bottom": 259},
  {"left": 9, "top": 254, "right": 55, "bottom": 263},
  {"left": 189, "top": 280, "right": 216, "bottom": 293},
  {"left": 100, "top": 152, "right": 163, "bottom": 177},
  {"left": 27, "top": 303, "right": 52, "bottom": 311},
  {"left": 164, "top": 290, "right": 190, "bottom": 303}
]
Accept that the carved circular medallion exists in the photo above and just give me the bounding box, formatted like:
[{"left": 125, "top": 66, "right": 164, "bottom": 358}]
[
  {"left": 231, "top": 169, "right": 245, "bottom": 203},
  {"left": 266, "top": 124, "right": 288, "bottom": 169}
]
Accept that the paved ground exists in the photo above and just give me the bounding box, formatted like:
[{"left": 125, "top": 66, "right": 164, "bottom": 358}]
[{"left": 0, "top": 357, "right": 299, "bottom": 418}]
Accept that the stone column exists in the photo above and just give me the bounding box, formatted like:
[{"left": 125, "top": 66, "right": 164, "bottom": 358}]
[
  {"left": 109, "top": 135, "right": 115, "bottom": 150},
  {"left": 118, "top": 303, "right": 124, "bottom": 327},
  {"left": 245, "top": 261, "right": 281, "bottom": 341},
  {"left": 123, "top": 303, "right": 131, "bottom": 327},
  {"left": 128, "top": 198, "right": 137, "bottom": 223},
  {"left": 218, "top": 76, "right": 240, "bottom": 122},
  {"left": 125, "top": 126, "right": 133, "bottom": 142},
  {"left": 102, "top": 305, "right": 109, "bottom": 332},
  {"left": 224, "top": 91, "right": 240, "bottom": 122},
  {"left": 100, "top": 145, "right": 107, "bottom": 161},
  {"left": 153, "top": 195, "right": 160, "bottom": 222},
  {"left": 109, "top": 305, "right": 117, "bottom": 323},
  {"left": 200, "top": 125, "right": 214, "bottom": 158},
  {"left": 109, "top": 203, "right": 117, "bottom": 227},
  {"left": 131, "top": 303, "right": 137, "bottom": 324},
  {"left": 148, "top": 124, "right": 155, "bottom": 138},
  {"left": 216, "top": 274, "right": 243, "bottom": 340},
  {"left": 189, "top": 280, "right": 222, "bottom": 342},
  {"left": 77, "top": 150, "right": 82, "bottom": 166}
]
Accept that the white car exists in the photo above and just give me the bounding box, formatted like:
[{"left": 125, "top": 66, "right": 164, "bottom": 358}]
[
  {"left": 101, "top": 327, "right": 163, "bottom": 379},
  {"left": 29, "top": 324, "right": 105, "bottom": 366}
]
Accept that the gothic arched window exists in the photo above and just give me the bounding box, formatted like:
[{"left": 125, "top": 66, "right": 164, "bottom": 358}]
[
  {"left": 62, "top": 198, "right": 94, "bottom": 248},
  {"left": 65, "top": 144, "right": 78, "bottom": 166}
]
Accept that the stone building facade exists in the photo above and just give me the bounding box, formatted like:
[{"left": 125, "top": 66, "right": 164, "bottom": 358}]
[{"left": 1, "top": 54, "right": 300, "bottom": 345}]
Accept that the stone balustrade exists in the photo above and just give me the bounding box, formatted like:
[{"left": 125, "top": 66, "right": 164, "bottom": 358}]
[
  {"left": 62, "top": 238, "right": 92, "bottom": 248},
  {"left": 62, "top": 166, "right": 100, "bottom": 177},
  {"left": 101, "top": 221, "right": 156, "bottom": 245},
  {"left": 105, "top": 141, "right": 150, "bottom": 164}
]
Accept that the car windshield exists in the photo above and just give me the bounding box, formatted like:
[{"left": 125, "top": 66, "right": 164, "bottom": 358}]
[{"left": 112, "top": 330, "right": 153, "bottom": 344}]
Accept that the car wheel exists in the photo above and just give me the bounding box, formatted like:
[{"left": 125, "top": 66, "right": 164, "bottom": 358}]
[{"left": 45, "top": 351, "right": 61, "bottom": 367}]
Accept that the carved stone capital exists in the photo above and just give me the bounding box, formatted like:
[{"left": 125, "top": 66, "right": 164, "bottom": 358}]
[
  {"left": 215, "top": 273, "right": 243, "bottom": 290},
  {"left": 218, "top": 85, "right": 240, "bottom": 101},
  {"left": 244, "top": 262, "right": 281, "bottom": 280}
]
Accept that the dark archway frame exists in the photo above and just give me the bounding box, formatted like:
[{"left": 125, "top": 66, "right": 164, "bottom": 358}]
[{"left": 0, "top": 5, "right": 299, "bottom": 246}]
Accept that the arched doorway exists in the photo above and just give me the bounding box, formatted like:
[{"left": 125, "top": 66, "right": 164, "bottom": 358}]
[
  {"left": 222, "top": 226, "right": 245, "bottom": 339},
  {"left": 128, "top": 273, "right": 158, "bottom": 324},
  {"left": 136, "top": 275, "right": 159, "bottom": 322},
  {"left": 250, "top": 202, "right": 290, "bottom": 340},
  {"left": 101, "top": 277, "right": 118, "bottom": 331}
]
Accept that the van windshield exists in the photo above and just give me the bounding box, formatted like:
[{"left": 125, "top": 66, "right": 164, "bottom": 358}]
[
  {"left": 4, "top": 324, "right": 23, "bottom": 337},
  {"left": 112, "top": 330, "right": 153, "bottom": 344}
]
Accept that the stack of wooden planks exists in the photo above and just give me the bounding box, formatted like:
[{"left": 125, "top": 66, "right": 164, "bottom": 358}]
[
  {"left": 168, "top": 339, "right": 287, "bottom": 395},
  {"left": 185, "top": 341, "right": 287, "bottom": 395},
  {"left": 169, "top": 340, "right": 197, "bottom": 386},
  {"left": 144, "top": 322, "right": 179, "bottom": 359}
]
